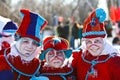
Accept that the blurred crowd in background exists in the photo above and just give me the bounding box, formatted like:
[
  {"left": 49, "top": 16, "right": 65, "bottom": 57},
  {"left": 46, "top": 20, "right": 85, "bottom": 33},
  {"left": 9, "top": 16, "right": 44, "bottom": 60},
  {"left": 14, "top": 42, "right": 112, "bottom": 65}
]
[{"left": 0, "top": 0, "right": 120, "bottom": 51}]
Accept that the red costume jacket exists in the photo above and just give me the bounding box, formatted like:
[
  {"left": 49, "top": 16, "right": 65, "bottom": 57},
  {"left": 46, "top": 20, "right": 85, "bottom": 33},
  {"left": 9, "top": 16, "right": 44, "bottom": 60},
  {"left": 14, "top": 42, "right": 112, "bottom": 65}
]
[
  {"left": 8, "top": 56, "right": 40, "bottom": 80},
  {"left": 0, "top": 48, "right": 40, "bottom": 80},
  {"left": 72, "top": 49, "right": 120, "bottom": 80},
  {"left": 40, "top": 64, "right": 76, "bottom": 80},
  {"left": 0, "top": 55, "right": 11, "bottom": 71}
]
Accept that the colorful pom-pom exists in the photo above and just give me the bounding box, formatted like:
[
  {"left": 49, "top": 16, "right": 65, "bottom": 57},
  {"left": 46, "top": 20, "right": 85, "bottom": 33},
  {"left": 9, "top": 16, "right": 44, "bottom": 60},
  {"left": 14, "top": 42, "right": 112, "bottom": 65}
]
[{"left": 96, "top": 8, "right": 106, "bottom": 23}]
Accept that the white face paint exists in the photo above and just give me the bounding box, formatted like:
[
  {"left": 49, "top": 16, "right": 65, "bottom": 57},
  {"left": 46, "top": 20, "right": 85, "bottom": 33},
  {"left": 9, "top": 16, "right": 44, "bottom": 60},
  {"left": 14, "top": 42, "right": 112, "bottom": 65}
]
[
  {"left": 85, "top": 37, "right": 104, "bottom": 56},
  {"left": 45, "top": 49, "right": 65, "bottom": 68},
  {"left": 1, "top": 36, "right": 15, "bottom": 44},
  {"left": 16, "top": 37, "right": 38, "bottom": 57}
]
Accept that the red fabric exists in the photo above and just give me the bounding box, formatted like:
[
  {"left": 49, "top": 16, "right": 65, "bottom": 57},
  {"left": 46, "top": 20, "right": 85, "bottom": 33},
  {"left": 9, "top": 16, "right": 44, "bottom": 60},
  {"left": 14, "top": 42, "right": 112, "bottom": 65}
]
[
  {"left": 82, "top": 9, "right": 106, "bottom": 38},
  {"left": 40, "top": 65, "right": 75, "bottom": 80},
  {"left": 110, "top": 6, "right": 116, "bottom": 23},
  {"left": 83, "top": 10, "right": 96, "bottom": 33},
  {"left": 40, "top": 20, "right": 48, "bottom": 31},
  {"left": 16, "top": 9, "right": 30, "bottom": 38},
  {"left": 110, "top": 6, "right": 120, "bottom": 23},
  {"left": 72, "top": 50, "right": 81, "bottom": 69},
  {"left": 43, "top": 36, "right": 69, "bottom": 50},
  {"left": 16, "top": 9, "right": 40, "bottom": 42},
  {"left": 0, "top": 42, "right": 10, "bottom": 55},
  {"left": 115, "top": 7, "right": 120, "bottom": 22},
  {"left": 1, "top": 41, "right": 10, "bottom": 49},
  {"left": 16, "top": 9, "right": 48, "bottom": 43},
  {"left": 0, "top": 55, "right": 11, "bottom": 71},
  {"left": 7, "top": 56, "right": 40, "bottom": 80},
  {"left": 0, "top": 44, "right": 40, "bottom": 80},
  {"left": 83, "top": 34, "right": 106, "bottom": 38},
  {"left": 72, "top": 50, "right": 120, "bottom": 80}
]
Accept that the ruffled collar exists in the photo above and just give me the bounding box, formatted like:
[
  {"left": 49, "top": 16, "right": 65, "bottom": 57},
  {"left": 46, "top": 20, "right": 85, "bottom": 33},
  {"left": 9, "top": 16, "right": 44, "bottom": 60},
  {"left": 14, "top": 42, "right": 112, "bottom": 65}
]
[
  {"left": 101, "top": 42, "right": 119, "bottom": 55},
  {"left": 81, "top": 41, "right": 119, "bottom": 56}
]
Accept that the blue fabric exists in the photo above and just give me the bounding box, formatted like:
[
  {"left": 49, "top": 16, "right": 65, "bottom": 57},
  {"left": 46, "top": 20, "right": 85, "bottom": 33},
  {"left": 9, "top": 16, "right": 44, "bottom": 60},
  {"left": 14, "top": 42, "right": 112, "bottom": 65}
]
[
  {"left": 4, "top": 48, "right": 41, "bottom": 79},
  {"left": 96, "top": 8, "right": 106, "bottom": 23},
  {"left": 35, "top": 15, "right": 45, "bottom": 40},
  {"left": 39, "top": 48, "right": 72, "bottom": 60},
  {"left": 3, "top": 21, "right": 18, "bottom": 35},
  {"left": 24, "top": 10, "right": 46, "bottom": 42},
  {"left": 64, "top": 49, "right": 72, "bottom": 58},
  {"left": 26, "top": 13, "right": 37, "bottom": 36},
  {"left": 30, "top": 76, "right": 49, "bottom": 80},
  {"left": 39, "top": 48, "right": 53, "bottom": 60},
  {"left": 82, "top": 31, "right": 106, "bottom": 37},
  {"left": 90, "top": 18, "right": 96, "bottom": 26},
  {"left": 3, "top": 21, "right": 18, "bottom": 30},
  {"left": 0, "top": 70, "right": 14, "bottom": 80}
]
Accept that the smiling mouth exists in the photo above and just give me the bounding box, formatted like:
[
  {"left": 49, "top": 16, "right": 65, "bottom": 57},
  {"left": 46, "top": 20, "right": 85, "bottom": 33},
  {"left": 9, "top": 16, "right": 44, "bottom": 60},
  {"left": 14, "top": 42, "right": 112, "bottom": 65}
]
[
  {"left": 26, "top": 50, "right": 33, "bottom": 52},
  {"left": 25, "top": 53, "right": 31, "bottom": 56},
  {"left": 90, "top": 48, "right": 99, "bottom": 52}
]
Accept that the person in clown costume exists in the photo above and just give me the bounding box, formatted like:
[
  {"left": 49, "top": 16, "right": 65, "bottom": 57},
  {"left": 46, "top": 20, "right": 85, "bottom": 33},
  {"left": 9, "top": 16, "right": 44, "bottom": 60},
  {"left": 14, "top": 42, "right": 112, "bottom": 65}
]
[
  {"left": 0, "top": 16, "right": 18, "bottom": 55},
  {"left": 72, "top": 8, "right": 120, "bottom": 80},
  {"left": 39, "top": 36, "right": 76, "bottom": 80},
  {"left": 0, "top": 9, "right": 49, "bottom": 80},
  {"left": 0, "top": 16, "right": 18, "bottom": 80}
]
